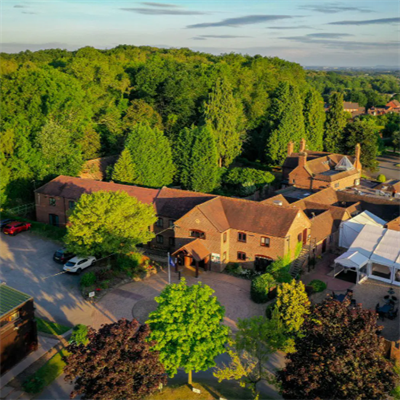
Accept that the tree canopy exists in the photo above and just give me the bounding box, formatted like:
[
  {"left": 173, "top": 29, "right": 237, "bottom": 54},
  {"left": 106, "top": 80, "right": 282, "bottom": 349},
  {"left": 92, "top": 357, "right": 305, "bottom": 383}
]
[
  {"left": 65, "top": 190, "right": 156, "bottom": 256},
  {"left": 324, "top": 92, "right": 347, "bottom": 153}
]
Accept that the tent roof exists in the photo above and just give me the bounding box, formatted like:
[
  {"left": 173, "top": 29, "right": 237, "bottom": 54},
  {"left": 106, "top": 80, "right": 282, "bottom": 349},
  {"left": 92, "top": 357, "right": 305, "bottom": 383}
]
[
  {"left": 335, "top": 250, "right": 369, "bottom": 269},
  {"left": 348, "top": 210, "right": 386, "bottom": 227}
]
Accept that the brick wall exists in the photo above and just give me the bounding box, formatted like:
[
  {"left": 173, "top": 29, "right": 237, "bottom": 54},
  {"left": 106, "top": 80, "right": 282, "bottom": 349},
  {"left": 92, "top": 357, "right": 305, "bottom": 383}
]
[
  {"left": 35, "top": 192, "right": 76, "bottom": 227},
  {"left": 149, "top": 215, "right": 176, "bottom": 251}
]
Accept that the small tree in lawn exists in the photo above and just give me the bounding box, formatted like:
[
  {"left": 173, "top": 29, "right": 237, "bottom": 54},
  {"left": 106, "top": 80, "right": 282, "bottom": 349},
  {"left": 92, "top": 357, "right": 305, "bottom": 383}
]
[
  {"left": 65, "top": 190, "right": 156, "bottom": 257},
  {"left": 112, "top": 148, "right": 137, "bottom": 184},
  {"left": 278, "top": 298, "right": 398, "bottom": 399},
  {"left": 64, "top": 319, "right": 167, "bottom": 400},
  {"left": 146, "top": 278, "right": 230, "bottom": 385},
  {"left": 214, "top": 315, "right": 289, "bottom": 399}
]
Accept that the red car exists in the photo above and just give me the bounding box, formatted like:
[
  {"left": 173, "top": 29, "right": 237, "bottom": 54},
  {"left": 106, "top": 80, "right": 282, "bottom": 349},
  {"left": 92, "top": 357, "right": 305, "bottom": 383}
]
[{"left": 3, "top": 221, "right": 31, "bottom": 236}]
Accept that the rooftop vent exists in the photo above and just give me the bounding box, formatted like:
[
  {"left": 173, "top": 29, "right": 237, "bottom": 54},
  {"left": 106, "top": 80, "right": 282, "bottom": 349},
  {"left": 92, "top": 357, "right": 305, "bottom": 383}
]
[
  {"left": 273, "top": 200, "right": 283, "bottom": 206},
  {"left": 335, "top": 156, "right": 355, "bottom": 171}
]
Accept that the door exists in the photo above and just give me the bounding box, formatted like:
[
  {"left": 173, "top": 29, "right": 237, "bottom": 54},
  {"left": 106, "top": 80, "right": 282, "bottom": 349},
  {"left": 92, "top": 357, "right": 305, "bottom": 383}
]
[
  {"left": 302, "top": 229, "right": 308, "bottom": 245},
  {"left": 322, "top": 239, "right": 327, "bottom": 253},
  {"left": 49, "top": 214, "right": 59, "bottom": 227}
]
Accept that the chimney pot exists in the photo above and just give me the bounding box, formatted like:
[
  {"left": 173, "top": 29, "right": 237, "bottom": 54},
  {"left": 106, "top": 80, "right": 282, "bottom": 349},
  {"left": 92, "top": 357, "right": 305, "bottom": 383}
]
[
  {"left": 287, "top": 141, "right": 294, "bottom": 156},
  {"left": 298, "top": 152, "right": 308, "bottom": 168},
  {"left": 300, "top": 138, "right": 306, "bottom": 153}
]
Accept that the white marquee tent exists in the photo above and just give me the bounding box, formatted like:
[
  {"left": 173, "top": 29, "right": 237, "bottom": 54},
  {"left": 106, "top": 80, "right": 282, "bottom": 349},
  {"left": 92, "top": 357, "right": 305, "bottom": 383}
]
[
  {"left": 335, "top": 224, "right": 400, "bottom": 285},
  {"left": 338, "top": 210, "right": 386, "bottom": 248}
]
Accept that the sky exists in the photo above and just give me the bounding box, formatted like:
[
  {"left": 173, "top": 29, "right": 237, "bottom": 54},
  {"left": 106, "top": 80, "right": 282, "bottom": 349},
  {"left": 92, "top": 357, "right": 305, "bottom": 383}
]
[{"left": 2, "top": 0, "right": 400, "bottom": 67}]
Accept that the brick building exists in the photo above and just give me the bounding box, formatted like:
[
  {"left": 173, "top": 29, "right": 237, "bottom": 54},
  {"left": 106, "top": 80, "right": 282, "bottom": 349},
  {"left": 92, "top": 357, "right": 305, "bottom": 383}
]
[{"left": 282, "top": 139, "right": 362, "bottom": 191}]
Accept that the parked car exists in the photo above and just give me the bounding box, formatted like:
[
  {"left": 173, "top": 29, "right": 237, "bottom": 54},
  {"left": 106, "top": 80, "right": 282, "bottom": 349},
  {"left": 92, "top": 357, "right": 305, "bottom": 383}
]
[
  {"left": 3, "top": 221, "right": 31, "bottom": 236},
  {"left": 0, "top": 219, "right": 13, "bottom": 229},
  {"left": 63, "top": 256, "right": 96, "bottom": 274},
  {"left": 53, "top": 248, "right": 75, "bottom": 264}
]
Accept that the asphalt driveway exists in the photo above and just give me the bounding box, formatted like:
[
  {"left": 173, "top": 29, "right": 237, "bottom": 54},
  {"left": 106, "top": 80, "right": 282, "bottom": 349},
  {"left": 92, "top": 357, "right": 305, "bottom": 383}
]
[{"left": 368, "top": 154, "right": 400, "bottom": 181}]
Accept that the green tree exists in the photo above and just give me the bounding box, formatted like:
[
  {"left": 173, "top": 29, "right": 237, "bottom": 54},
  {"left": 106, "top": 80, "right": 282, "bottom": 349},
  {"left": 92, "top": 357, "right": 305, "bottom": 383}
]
[
  {"left": 303, "top": 88, "right": 325, "bottom": 151},
  {"left": 324, "top": 92, "right": 347, "bottom": 152},
  {"left": 188, "top": 126, "right": 220, "bottom": 192},
  {"left": 112, "top": 149, "right": 136, "bottom": 184},
  {"left": 204, "top": 78, "right": 246, "bottom": 167},
  {"left": 124, "top": 124, "right": 175, "bottom": 187},
  {"left": 122, "top": 99, "right": 163, "bottom": 132},
  {"left": 214, "top": 315, "right": 289, "bottom": 399},
  {"left": 345, "top": 119, "right": 379, "bottom": 171},
  {"left": 65, "top": 190, "right": 156, "bottom": 257},
  {"left": 146, "top": 278, "right": 230, "bottom": 385},
  {"left": 265, "top": 82, "right": 305, "bottom": 164},
  {"left": 174, "top": 126, "right": 197, "bottom": 188}
]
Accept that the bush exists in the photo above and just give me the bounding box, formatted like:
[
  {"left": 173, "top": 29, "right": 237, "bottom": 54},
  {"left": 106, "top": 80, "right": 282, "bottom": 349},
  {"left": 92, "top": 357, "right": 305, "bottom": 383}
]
[
  {"left": 308, "top": 279, "right": 327, "bottom": 293},
  {"left": 265, "top": 301, "right": 277, "bottom": 319},
  {"left": 80, "top": 271, "right": 96, "bottom": 287},
  {"left": 23, "top": 376, "right": 45, "bottom": 394},
  {"left": 377, "top": 174, "right": 386, "bottom": 182},
  {"left": 95, "top": 268, "right": 114, "bottom": 281},
  {"left": 251, "top": 273, "right": 276, "bottom": 304},
  {"left": 117, "top": 252, "right": 142, "bottom": 277},
  {"left": 70, "top": 324, "right": 89, "bottom": 345}
]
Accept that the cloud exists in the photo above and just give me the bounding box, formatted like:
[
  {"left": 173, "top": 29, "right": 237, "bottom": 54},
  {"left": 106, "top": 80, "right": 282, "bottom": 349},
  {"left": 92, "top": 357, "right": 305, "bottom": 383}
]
[
  {"left": 300, "top": 4, "right": 371, "bottom": 14},
  {"left": 307, "top": 33, "right": 354, "bottom": 38},
  {"left": 329, "top": 17, "right": 400, "bottom": 25},
  {"left": 120, "top": 7, "right": 205, "bottom": 15},
  {"left": 199, "top": 35, "right": 252, "bottom": 39},
  {"left": 192, "top": 37, "right": 207, "bottom": 41},
  {"left": 22, "top": 11, "right": 36, "bottom": 14},
  {"left": 140, "top": 2, "right": 179, "bottom": 7},
  {"left": 187, "top": 15, "right": 293, "bottom": 29},
  {"left": 268, "top": 25, "right": 315, "bottom": 30},
  {"left": 13, "top": 4, "right": 27, "bottom": 8}
]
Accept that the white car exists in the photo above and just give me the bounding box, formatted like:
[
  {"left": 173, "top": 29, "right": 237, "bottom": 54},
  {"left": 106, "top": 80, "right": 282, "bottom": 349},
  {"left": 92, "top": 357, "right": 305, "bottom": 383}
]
[{"left": 63, "top": 256, "right": 96, "bottom": 274}]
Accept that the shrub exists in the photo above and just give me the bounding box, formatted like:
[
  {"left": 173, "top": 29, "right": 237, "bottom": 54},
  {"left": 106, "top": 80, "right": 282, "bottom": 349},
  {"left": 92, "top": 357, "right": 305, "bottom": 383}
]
[
  {"left": 80, "top": 272, "right": 96, "bottom": 287},
  {"left": 308, "top": 279, "right": 327, "bottom": 293},
  {"left": 251, "top": 273, "right": 276, "bottom": 304},
  {"left": 95, "top": 268, "right": 114, "bottom": 281},
  {"left": 265, "top": 301, "right": 277, "bottom": 319},
  {"left": 116, "top": 252, "right": 142, "bottom": 277},
  {"left": 23, "top": 376, "right": 45, "bottom": 394},
  {"left": 100, "top": 279, "right": 110, "bottom": 289},
  {"left": 377, "top": 174, "right": 386, "bottom": 183},
  {"left": 70, "top": 324, "right": 89, "bottom": 345}
]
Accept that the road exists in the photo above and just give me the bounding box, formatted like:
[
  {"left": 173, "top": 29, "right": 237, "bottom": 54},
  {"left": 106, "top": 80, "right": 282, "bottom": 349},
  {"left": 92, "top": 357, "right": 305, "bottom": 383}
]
[{"left": 368, "top": 154, "right": 400, "bottom": 181}]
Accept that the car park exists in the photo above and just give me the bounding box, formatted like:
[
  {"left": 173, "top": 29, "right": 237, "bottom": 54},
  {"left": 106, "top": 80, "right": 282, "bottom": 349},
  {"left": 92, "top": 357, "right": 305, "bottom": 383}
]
[
  {"left": 63, "top": 256, "right": 96, "bottom": 274},
  {"left": 53, "top": 248, "right": 75, "bottom": 264},
  {"left": 3, "top": 221, "right": 31, "bottom": 236}
]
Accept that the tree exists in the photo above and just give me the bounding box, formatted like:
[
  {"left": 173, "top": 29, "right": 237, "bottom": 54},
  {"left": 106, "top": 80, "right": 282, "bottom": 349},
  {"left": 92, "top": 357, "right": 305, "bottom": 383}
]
[
  {"left": 303, "top": 88, "right": 325, "bottom": 151},
  {"left": 65, "top": 190, "right": 156, "bottom": 256},
  {"left": 265, "top": 82, "right": 305, "bottom": 165},
  {"left": 214, "top": 316, "right": 288, "bottom": 399},
  {"left": 146, "top": 278, "right": 230, "bottom": 385},
  {"left": 250, "top": 273, "right": 276, "bottom": 303},
  {"left": 204, "top": 78, "right": 246, "bottom": 167},
  {"left": 124, "top": 124, "right": 175, "bottom": 187},
  {"left": 278, "top": 298, "right": 398, "bottom": 399},
  {"left": 345, "top": 119, "right": 380, "bottom": 171},
  {"left": 64, "top": 319, "right": 167, "bottom": 400},
  {"left": 122, "top": 99, "right": 163, "bottom": 132},
  {"left": 174, "top": 126, "right": 197, "bottom": 188},
  {"left": 112, "top": 148, "right": 136, "bottom": 184},
  {"left": 324, "top": 92, "right": 347, "bottom": 152}
]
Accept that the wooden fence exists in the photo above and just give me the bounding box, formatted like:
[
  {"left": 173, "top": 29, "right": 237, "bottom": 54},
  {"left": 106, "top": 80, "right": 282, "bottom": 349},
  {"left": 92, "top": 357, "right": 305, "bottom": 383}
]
[{"left": 384, "top": 339, "right": 400, "bottom": 364}]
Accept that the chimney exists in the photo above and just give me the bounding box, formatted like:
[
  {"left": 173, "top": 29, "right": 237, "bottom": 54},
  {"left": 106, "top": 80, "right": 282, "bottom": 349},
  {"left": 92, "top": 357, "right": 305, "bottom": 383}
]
[
  {"left": 354, "top": 143, "right": 362, "bottom": 171},
  {"left": 299, "top": 138, "right": 306, "bottom": 153},
  {"left": 299, "top": 152, "right": 307, "bottom": 168},
  {"left": 287, "top": 141, "right": 294, "bottom": 156}
]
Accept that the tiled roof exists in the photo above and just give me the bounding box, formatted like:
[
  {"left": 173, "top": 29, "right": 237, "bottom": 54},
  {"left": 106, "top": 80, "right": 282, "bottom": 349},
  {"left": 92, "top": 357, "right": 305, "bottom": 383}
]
[
  {"left": 155, "top": 187, "right": 215, "bottom": 220},
  {"left": 0, "top": 284, "right": 32, "bottom": 317},
  {"left": 195, "top": 196, "right": 303, "bottom": 237},
  {"left": 310, "top": 210, "right": 335, "bottom": 243},
  {"left": 282, "top": 151, "right": 328, "bottom": 169},
  {"left": 172, "top": 239, "right": 211, "bottom": 261},
  {"left": 386, "top": 216, "right": 400, "bottom": 231},
  {"left": 291, "top": 187, "right": 340, "bottom": 209},
  {"left": 343, "top": 102, "right": 360, "bottom": 109},
  {"left": 260, "top": 194, "right": 290, "bottom": 207},
  {"left": 35, "top": 176, "right": 160, "bottom": 205},
  {"left": 314, "top": 169, "right": 358, "bottom": 183}
]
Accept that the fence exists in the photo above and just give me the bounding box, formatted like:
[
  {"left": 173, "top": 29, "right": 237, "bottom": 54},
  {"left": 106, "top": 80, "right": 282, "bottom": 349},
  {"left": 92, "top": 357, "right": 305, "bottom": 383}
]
[
  {"left": 384, "top": 339, "right": 400, "bottom": 364},
  {"left": 4, "top": 203, "right": 35, "bottom": 217}
]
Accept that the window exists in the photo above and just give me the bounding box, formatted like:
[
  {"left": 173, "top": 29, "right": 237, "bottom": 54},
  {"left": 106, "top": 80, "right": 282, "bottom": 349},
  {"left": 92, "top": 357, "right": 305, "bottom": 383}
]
[
  {"left": 49, "top": 197, "right": 56, "bottom": 206},
  {"left": 261, "top": 237, "right": 270, "bottom": 247},
  {"left": 169, "top": 219, "right": 175, "bottom": 228},
  {"left": 156, "top": 235, "right": 164, "bottom": 244},
  {"left": 223, "top": 232, "right": 227, "bottom": 243},
  {"left": 334, "top": 183, "right": 339, "bottom": 188},
  {"left": 238, "top": 232, "right": 247, "bottom": 242},
  {"left": 49, "top": 214, "right": 59, "bottom": 227},
  {"left": 0, "top": 311, "right": 20, "bottom": 328},
  {"left": 222, "top": 252, "right": 227, "bottom": 262},
  {"left": 156, "top": 218, "right": 163, "bottom": 228},
  {"left": 69, "top": 201, "right": 75, "bottom": 209},
  {"left": 190, "top": 230, "right": 206, "bottom": 239},
  {"left": 169, "top": 237, "right": 175, "bottom": 247},
  {"left": 298, "top": 233, "right": 302, "bottom": 242},
  {"left": 354, "top": 179, "right": 360, "bottom": 186},
  {"left": 237, "top": 252, "right": 246, "bottom": 261}
]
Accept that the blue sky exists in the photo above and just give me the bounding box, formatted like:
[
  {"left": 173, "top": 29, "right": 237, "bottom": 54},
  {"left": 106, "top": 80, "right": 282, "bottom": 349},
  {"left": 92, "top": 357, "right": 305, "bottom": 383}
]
[{"left": 2, "top": 0, "right": 400, "bottom": 66}]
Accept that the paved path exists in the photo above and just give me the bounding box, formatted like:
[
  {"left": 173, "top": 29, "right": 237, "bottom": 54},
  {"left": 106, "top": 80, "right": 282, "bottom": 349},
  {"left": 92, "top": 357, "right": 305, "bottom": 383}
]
[{"left": 368, "top": 154, "right": 400, "bottom": 181}]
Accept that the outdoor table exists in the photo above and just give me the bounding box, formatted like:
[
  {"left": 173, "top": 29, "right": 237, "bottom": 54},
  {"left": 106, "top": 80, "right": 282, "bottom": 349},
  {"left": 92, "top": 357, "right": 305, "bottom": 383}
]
[
  {"left": 378, "top": 304, "right": 392, "bottom": 314},
  {"left": 334, "top": 294, "right": 346, "bottom": 302}
]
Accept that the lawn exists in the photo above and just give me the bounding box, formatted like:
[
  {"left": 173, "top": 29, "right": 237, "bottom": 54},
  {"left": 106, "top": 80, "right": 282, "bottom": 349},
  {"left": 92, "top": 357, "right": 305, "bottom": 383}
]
[
  {"left": 36, "top": 318, "right": 71, "bottom": 336},
  {"left": 23, "top": 348, "right": 70, "bottom": 394}
]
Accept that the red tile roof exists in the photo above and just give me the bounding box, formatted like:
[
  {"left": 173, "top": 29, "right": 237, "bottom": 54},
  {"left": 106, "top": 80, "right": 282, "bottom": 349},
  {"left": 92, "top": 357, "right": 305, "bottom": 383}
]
[
  {"left": 35, "top": 176, "right": 160, "bottom": 205},
  {"left": 386, "top": 216, "right": 400, "bottom": 231},
  {"left": 260, "top": 194, "right": 290, "bottom": 207},
  {"left": 309, "top": 210, "right": 335, "bottom": 243}
]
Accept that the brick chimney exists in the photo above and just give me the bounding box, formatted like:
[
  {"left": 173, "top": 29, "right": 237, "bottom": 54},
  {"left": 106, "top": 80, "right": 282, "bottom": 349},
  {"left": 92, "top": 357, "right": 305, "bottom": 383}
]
[
  {"left": 287, "top": 141, "right": 294, "bottom": 156},
  {"left": 354, "top": 143, "right": 362, "bottom": 171},
  {"left": 299, "top": 138, "right": 306, "bottom": 153},
  {"left": 299, "top": 152, "right": 307, "bottom": 168}
]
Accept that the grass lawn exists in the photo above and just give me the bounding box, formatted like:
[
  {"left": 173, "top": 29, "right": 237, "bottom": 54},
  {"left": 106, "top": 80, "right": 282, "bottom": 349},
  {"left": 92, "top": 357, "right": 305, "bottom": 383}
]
[
  {"left": 36, "top": 318, "right": 71, "bottom": 336},
  {"left": 23, "top": 348, "right": 70, "bottom": 394},
  {"left": 148, "top": 381, "right": 268, "bottom": 400}
]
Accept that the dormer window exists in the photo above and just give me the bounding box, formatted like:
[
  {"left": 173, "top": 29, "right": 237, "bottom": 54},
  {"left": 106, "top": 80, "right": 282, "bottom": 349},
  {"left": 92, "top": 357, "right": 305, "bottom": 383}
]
[{"left": 190, "top": 230, "right": 206, "bottom": 239}]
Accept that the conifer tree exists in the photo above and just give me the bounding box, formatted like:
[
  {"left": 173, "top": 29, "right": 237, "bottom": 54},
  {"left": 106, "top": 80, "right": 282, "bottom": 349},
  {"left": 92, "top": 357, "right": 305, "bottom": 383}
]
[
  {"left": 303, "top": 88, "right": 325, "bottom": 151},
  {"left": 112, "top": 148, "right": 136, "bottom": 184},
  {"left": 265, "top": 83, "right": 305, "bottom": 165},
  {"left": 125, "top": 124, "right": 175, "bottom": 187},
  {"left": 174, "top": 126, "right": 197, "bottom": 188},
  {"left": 324, "top": 92, "right": 347, "bottom": 153},
  {"left": 204, "top": 78, "right": 245, "bottom": 167}
]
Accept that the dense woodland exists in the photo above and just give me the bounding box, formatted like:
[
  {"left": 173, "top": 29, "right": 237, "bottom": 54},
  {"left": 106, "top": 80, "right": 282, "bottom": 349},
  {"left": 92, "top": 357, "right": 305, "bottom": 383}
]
[{"left": 1, "top": 46, "right": 399, "bottom": 207}]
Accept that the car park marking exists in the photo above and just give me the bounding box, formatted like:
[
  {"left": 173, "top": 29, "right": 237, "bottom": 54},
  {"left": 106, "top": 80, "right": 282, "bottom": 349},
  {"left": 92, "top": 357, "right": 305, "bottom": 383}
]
[{"left": 43, "top": 270, "right": 68, "bottom": 280}]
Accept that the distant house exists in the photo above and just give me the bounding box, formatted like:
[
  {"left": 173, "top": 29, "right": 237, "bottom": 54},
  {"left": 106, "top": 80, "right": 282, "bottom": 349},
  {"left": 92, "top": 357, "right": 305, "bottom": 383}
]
[
  {"left": 368, "top": 100, "right": 400, "bottom": 116},
  {"left": 282, "top": 139, "right": 362, "bottom": 191},
  {"left": 343, "top": 102, "right": 366, "bottom": 117},
  {"left": 0, "top": 284, "right": 38, "bottom": 374}
]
